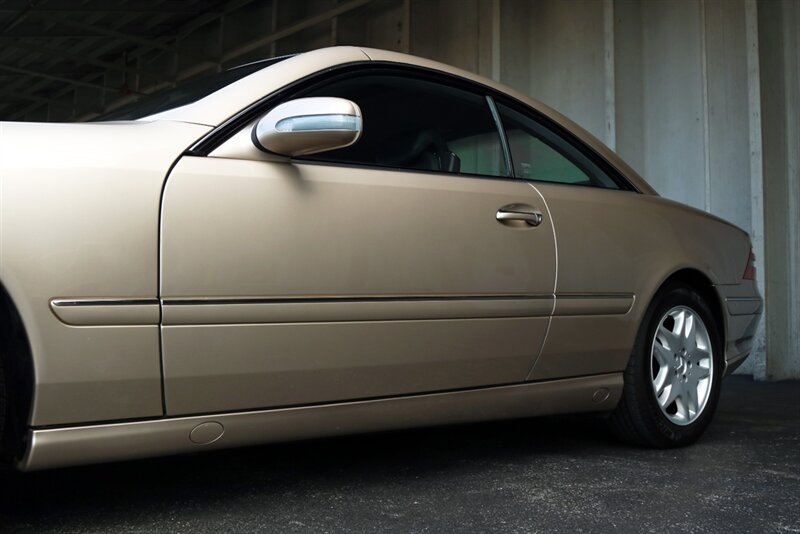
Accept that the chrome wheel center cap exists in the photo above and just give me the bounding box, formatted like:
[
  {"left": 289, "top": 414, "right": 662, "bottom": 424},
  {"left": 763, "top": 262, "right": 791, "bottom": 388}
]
[{"left": 674, "top": 350, "right": 687, "bottom": 371}]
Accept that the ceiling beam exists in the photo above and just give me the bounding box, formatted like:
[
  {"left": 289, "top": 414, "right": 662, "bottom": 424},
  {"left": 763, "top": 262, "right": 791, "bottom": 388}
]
[
  {"left": 175, "top": 0, "right": 261, "bottom": 39},
  {"left": 221, "top": 0, "right": 375, "bottom": 62},
  {"left": 0, "top": 0, "right": 45, "bottom": 34},
  {"left": 0, "top": 89, "right": 73, "bottom": 108},
  {"left": 3, "top": 9, "right": 155, "bottom": 120},
  {"left": 27, "top": 12, "right": 184, "bottom": 54},
  {"left": 0, "top": 64, "right": 143, "bottom": 94},
  {"left": 0, "top": 34, "right": 178, "bottom": 39},
  {"left": 25, "top": 12, "right": 222, "bottom": 69},
  {"left": 5, "top": 40, "right": 166, "bottom": 80},
  {"left": 0, "top": 8, "right": 222, "bottom": 15},
  {"left": 4, "top": 1, "right": 258, "bottom": 120}
]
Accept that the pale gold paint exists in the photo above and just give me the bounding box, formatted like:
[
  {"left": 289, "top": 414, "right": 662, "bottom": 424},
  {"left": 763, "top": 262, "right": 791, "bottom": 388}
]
[
  {"left": 529, "top": 182, "right": 753, "bottom": 381},
  {"left": 161, "top": 158, "right": 556, "bottom": 298},
  {"left": 0, "top": 120, "right": 211, "bottom": 425},
  {"left": 160, "top": 157, "right": 556, "bottom": 414},
  {"left": 0, "top": 47, "right": 761, "bottom": 469}
]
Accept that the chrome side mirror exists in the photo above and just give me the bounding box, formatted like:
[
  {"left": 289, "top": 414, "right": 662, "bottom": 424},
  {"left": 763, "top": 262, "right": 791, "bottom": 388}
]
[{"left": 252, "top": 97, "right": 363, "bottom": 157}]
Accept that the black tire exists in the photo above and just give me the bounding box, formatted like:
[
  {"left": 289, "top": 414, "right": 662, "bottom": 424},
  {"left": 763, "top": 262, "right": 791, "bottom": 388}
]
[
  {"left": 0, "top": 353, "right": 5, "bottom": 454},
  {"left": 609, "top": 283, "right": 723, "bottom": 447}
]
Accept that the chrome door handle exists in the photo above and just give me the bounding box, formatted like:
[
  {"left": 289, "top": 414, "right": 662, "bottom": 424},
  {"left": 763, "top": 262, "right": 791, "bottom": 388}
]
[{"left": 496, "top": 204, "right": 543, "bottom": 227}]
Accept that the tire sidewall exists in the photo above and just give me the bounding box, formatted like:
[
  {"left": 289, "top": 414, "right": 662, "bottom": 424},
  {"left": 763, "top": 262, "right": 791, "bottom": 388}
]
[{"left": 632, "top": 284, "right": 724, "bottom": 446}]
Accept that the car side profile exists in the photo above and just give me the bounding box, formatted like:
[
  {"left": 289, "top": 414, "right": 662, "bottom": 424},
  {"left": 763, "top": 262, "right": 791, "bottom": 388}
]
[{"left": 0, "top": 47, "right": 762, "bottom": 470}]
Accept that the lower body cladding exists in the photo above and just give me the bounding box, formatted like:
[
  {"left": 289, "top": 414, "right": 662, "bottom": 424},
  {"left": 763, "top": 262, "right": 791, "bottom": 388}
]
[{"left": 19, "top": 373, "right": 621, "bottom": 471}]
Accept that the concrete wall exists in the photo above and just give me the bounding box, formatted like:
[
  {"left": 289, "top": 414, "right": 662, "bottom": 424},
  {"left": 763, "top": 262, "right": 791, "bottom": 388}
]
[
  {"left": 298, "top": 0, "right": 799, "bottom": 379},
  {"left": 29, "top": 0, "right": 798, "bottom": 378}
]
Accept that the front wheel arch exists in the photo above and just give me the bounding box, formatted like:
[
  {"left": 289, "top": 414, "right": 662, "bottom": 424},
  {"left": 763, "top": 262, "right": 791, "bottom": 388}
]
[{"left": 0, "top": 282, "right": 34, "bottom": 464}]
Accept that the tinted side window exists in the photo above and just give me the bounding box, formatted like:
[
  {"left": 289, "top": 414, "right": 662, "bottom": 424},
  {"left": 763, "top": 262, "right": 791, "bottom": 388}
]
[
  {"left": 298, "top": 74, "right": 508, "bottom": 178},
  {"left": 497, "top": 103, "right": 619, "bottom": 189}
]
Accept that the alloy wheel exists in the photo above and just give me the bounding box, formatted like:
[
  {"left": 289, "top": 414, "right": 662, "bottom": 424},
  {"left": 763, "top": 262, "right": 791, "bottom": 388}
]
[{"left": 650, "top": 305, "right": 714, "bottom": 426}]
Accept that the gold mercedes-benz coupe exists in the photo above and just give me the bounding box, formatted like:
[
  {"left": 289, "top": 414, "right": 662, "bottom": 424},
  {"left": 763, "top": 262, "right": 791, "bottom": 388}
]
[{"left": 0, "top": 47, "right": 762, "bottom": 470}]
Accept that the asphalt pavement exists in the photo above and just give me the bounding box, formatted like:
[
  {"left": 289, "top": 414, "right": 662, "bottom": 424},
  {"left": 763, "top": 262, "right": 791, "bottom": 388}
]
[{"left": 0, "top": 375, "right": 798, "bottom": 533}]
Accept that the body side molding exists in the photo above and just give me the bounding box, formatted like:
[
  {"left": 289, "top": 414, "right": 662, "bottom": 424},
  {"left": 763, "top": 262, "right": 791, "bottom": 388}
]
[
  {"left": 50, "top": 299, "right": 160, "bottom": 326},
  {"left": 161, "top": 295, "right": 554, "bottom": 325},
  {"left": 553, "top": 294, "right": 635, "bottom": 316},
  {"left": 48, "top": 294, "right": 566, "bottom": 326}
]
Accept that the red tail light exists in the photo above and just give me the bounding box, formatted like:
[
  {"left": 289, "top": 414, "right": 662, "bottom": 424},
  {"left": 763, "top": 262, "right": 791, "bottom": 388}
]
[{"left": 743, "top": 249, "right": 757, "bottom": 280}]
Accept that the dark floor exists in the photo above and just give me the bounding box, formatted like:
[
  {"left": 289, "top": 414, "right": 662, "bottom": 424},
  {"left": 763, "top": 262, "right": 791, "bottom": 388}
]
[{"left": 0, "top": 376, "right": 798, "bottom": 533}]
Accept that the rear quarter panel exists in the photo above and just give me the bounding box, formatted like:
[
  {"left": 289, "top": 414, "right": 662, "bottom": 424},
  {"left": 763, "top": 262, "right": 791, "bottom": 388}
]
[{"left": 530, "top": 183, "right": 751, "bottom": 380}]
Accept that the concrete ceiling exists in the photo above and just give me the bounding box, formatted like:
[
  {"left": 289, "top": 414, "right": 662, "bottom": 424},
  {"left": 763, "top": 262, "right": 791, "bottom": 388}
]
[
  {"left": 0, "top": 0, "right": 232, "bottom": 121},
  {"left": 0, "top": 0, "right": 391, "bottom": 121}
]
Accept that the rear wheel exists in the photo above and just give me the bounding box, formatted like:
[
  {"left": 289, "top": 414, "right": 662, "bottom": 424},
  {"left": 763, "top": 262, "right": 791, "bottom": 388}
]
[{"left": 609, "top": 283, "right": 723, "bottom": 447}]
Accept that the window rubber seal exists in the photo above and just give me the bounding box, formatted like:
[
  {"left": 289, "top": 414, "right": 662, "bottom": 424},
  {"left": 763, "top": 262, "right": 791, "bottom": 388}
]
[
  {"left": 185, "top": 61, "right": 639, "bottom": 193},
  {"left": 486, "top": 95, "right": 514, "bottom": 179}
]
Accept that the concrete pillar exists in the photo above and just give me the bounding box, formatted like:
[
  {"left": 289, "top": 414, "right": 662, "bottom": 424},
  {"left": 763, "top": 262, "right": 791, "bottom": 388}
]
[
  {"left": 614, "top": 0, "right": 645, "bottom": 175},
  {"left": 744, "top": 0, "right": 767, "bottom": 377},
  {"left": 758, "top": 0, "right": 800, "bottom": 380}
]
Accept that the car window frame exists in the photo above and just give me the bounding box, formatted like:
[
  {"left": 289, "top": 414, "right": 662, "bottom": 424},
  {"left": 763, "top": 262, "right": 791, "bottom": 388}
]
[
  {"left": 490, "top": 96, "right": 628, "bottom": 191},
  {"left": 187, "top": 61, "right": 639, "bottom": 192},
  {"left": 287, "top": 69, "right": 515, "bottom": 181}
]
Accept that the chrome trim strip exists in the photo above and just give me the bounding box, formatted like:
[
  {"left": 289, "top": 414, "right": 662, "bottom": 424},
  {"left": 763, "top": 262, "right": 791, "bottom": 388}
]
[
  {"left": 20, "top": 373, "right": 622, "bottom": 471},
  {"left": 50, "top": 299, "right": 160, "bottom": 326},
  {"left": 51, "top": 298, "right": 159, "bottom": 307}
]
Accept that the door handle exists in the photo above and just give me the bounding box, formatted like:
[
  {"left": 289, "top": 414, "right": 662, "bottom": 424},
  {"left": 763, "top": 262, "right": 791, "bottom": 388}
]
[{"left": 496, "top": 204, "right": 543, "bottom": 227}]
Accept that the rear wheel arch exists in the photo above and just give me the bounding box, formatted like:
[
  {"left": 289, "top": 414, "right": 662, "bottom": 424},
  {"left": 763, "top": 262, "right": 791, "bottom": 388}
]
[
  {"left": 610, "top": 276, "right": 725, "bottom": 446},
  {"left": 654, "top": 268, "right": 725, "bottom": 343}
]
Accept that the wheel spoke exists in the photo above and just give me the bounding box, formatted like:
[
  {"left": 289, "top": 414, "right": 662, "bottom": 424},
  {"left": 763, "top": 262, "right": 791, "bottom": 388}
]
[
  {"left": 690, "top": 346, "right": 709, "bottom": 362},
  {"left": 658, "top": 325, "right": 680, "bottom": 351},
  {"left": 683, "top": 314, "right": 697, "bottom": 350},
  {"left": 676, "top": 397, "right": 689, "bottom": 421},
  {"left": 659, "top": 380, "right": 681, "bottom": 408},
  {"left": 653, "top": 366, "right": 670, "bottom": 395},
  {"left": 673, "top": 311, "right": 686, "bottom": 346},
  {"left": 685, "top": 380, "right": 699, "bottom": 415},
  {"left": 653, "top": 342, "right": 672, "bottom": 367},
  {"left": 694, "top": 364, "right": 710, "bottom": 380}
]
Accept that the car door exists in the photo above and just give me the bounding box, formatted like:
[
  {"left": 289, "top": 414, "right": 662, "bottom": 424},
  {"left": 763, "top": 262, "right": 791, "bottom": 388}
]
[
  {"left": 489, "top": 100, "right": 641, "bottom": 381},
  {"left": 159, "top": 69, "right": 556, "bottom": 416}
]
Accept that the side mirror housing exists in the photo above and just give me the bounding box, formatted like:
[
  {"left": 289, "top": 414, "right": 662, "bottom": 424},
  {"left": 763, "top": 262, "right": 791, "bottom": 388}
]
[{"left": 252, "top": 97, "right": 362, "bottom": 157}]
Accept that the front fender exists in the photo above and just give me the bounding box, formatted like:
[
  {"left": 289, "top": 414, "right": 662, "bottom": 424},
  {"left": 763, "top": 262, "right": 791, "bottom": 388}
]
[{"left": 0, "top": 120, "right": 211, "bottom": 426}]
